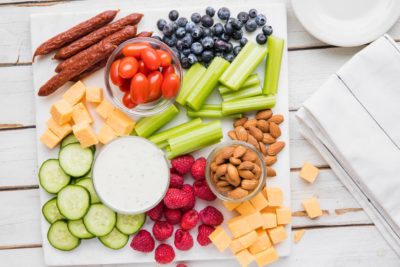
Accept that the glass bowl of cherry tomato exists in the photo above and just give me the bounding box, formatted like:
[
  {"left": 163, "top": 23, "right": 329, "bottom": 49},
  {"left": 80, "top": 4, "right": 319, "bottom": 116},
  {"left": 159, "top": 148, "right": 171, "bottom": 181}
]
[{"left": 105, "top": 37, "right": 182, "bottom": 117}]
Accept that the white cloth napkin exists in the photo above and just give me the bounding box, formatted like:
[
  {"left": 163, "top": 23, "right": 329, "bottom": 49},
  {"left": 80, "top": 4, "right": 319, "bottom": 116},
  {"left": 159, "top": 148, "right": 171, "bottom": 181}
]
[{"left": 296, "top": 34, "right": 400, "bottom": 256}]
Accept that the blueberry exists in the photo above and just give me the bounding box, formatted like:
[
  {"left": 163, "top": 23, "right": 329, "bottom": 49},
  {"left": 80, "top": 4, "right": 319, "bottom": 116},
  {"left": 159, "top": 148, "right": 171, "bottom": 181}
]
[
  {"left": 239, "top": 37, "right": 248, "bottom": 47},
  {"left": 232, "top": 30, "right": 243, "bottom": 40},
  {"left": 224, "top": 23, "right": 234, "bottom": 35},
  {"left": 256, "top": 33, "right": 267, "bottom": 44},
  {"left": 212, "top": 23, "right": 224, "bottom": 36},
  {"left": 157, "top": 19, "right": 168, "bottom": 31},
  {"left": 203, "top": 27, "right": 213, "bottom": 37},
  {"left": 176, "top": 40, "right": 184, "bottom": 51},
  {"left": 191, "top": 42, "right": 204, "bottom": 55},
  {"left": 182, "top": 48, "right": 191, "bottom": 56},
  {"left": 201, "top": 15, "right": 214, "bottom": 28},
  {"left": 196, "top": 55, "right": 203, "bottom": 62},
  {"left": 206, "top": 7, "right": 215, "bottom": 17},
  {"left": 202, "top": 50, "right": 214, "bottom": 63},
  {"left": 214, "top": 39, "right": 227, "bottom": 52},
  {"left": 171, "top": 47, "right": 180, "bottom": 57},
  {"left": 152, "top": 35, "right": 162, "bottom": 41},
  {"left": 201, "top": 36, "right": 214, "bottom": 49},
  {"left": 170, "top": 22, "right": 179, "bottom": 31},
  {"left": 181, "top": 56, "right": 191, "bottom": 69},
  {"left": 162, "top": 24, "right": 174, "bottom": 37},
  {"left": 185, "top": 22, "right": 196, "bottom": 33},
  {"left": 249, "top": 8, "right": 257, "bottom": 18},
  {"left": 237, "top": 12, "right": 249, "bottom": 23},
  {"left": 230, "top": 18, "right": 243, "bottom": 30},
  {"left": 225, "top": 42, "right": 233, "bottom": 53},
  {"left": 191, "top": 26, "right": 203, "bottom": 40},
  {"left": 162, "top": 34, "right": 177, "bottom": 47},
  {"left": 217, "top": 7, "right": 230, "bottom": 20},
  {"left": 220, "top": 33, "right": 231, "bottom": 42},
  {"left": 244, "top": 19, "right": 257, "bottom": 32},
  {"left": 215, "top": 51, "right": 224, "bottom": 58},
  {"left": 213, "top": 36, "right": 219, "bottom": 43},
  {"left": 191, "top": 12, "right": 201, "bottom": 23},
  {"left": 224, "top": 53, "right": 235, "bottom": 62},
  {"left": 169, "top": 10, "right": 179, "bottom": 21},
  {"left": 175, "top": 27, "right": 186, "bottom": 39},
  {"left": 233, "top": 45, "right": 241, "bottom": 56},
  {"left": 188, "top": 54, "right": 198, "bottom": 64},
  {"left": 262, "top": 25, "right": 273, "bottom": 36},
  {"left": 177, "top": 17, "right": 188, "bottom": 27},
  {"left": 182, "top": 35, "right": 193, "bottom": 48},
  {"left": 255, "top": 14, "right": 267, "bottom": 26}
]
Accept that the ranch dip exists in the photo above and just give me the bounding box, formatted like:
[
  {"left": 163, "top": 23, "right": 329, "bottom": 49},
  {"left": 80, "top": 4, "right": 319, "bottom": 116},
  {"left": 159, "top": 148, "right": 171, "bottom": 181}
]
[{"left": 92, "top": 136, "right": 169, "bottom": 214}]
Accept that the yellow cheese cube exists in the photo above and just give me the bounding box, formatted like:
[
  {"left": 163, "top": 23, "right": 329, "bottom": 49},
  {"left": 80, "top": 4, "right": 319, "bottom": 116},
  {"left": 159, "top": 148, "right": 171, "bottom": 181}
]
[
  {"left": 267, "top": 226, "right": 287, "bottom": 245},
  {"left": 72, "top": 102, "right": 93, "bottom": 125},
  {"left": 95, "top": 99, "right": 115, "bottom": 120},
  {"left": 40, "top": 129, "right": 62, "bottom": 149},
  {"left": 236, "top": 230, "right": 258, "bottom": 248},
  {"left": 249, "top": 229, "right": 272, "bottom": 254},
  {"left": 235, "top": 249, "right": 254, "bottom": 267},
  {"left": 50, "top": 99, "right": 73, "bottom": 125},
  {"left": 86, "top": 87, "right": 103, "bottom": 103},
  {"left": 47, "top": 118, "right": 72, "bottom": 139},
  {"left": 250, "top": 192, "right": 269, "bottom": 211},
  {"left": 261, "top": 206, "right": 276, "bottom": 214},
  {"left": 276, "top": 206, "right": 292, "bottom": 225},
  {"left": 72, "top": 123, "right": 98, "bottom": 148},
  {"left": 223, "top": 201, "right": 241, "bottom": 211},
  {"left": 236, "top": 201, "right": 256, "bottom": 215},
  {"left": 63, "top": 81, "right": 86, "bottom": 105},
  {"left": 261, "top": 212, "right": 277, "bottom": 229},
  {"left": 227, "top": 216, "right": 253, "bottom": 238},
  {"left": 294, "top": 229, "right": 305, "bottom": 244},
  {"left": 265, "top": 187, "right": 283, "bottom": 207},
  {"left": 209, "top": 226, "right": 231, "bottom": 252},
  {"left": 300, "top": 162, "right": 320, "bottom": 183},
  {"left": 302, "top": 197, "right": 323, "bottom": 219},
  {"left": 245, "top": 211, "right": 264, "bottom": 230},
  {"left": 98, "top": 124, "right": 117, "bottom": 145},
  {"left": 106, "top": 109, "right": 135, "bottom": 136},
  {"left": 230, "top": 238, "right": 245, "bottom": 254},
  {"left": 254, "top": 247, "right": 279, "bottom": 267}
]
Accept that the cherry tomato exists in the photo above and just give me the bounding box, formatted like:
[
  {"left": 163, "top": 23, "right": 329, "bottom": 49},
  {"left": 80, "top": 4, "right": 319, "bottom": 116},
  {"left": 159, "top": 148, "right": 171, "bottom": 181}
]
[
  {"left": 147, "top": 71, "right": 163, "bottom": 101},
  {"left": 122, "top": 43, "right": 151, "bottom": 58},
  {"left": 138, "top": 60, "right": 150, "bottom": 75},
  {"left": 156, "top": 50, "right": 172, "bottom": 67},
  {"left": 119, "top": 79, "right": 130, "bottom": 93},
  {"left": 130, "top": 73, "right": 149, "bottom": 104},
  {"left": 141, "top": 47, "right": 161, "bottom": 70},
  {"left": 122, "top": 92, "right": 137, "bottom": 109},
  {"left": 162, "top": 65, "right": 175, "bottom": 76},
  {"left": 110, "top": 59, "right": 124, "bottom": 86},
  {"left": 118, "top": 56, "right": 139, "bottom": 79},
  {"left": 161, "top": 73, "right": 180, "bottom": 99}
]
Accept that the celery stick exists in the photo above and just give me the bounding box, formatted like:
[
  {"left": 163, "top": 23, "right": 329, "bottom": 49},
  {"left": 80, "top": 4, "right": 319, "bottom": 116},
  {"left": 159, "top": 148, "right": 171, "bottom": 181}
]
[
  {"left": 186, "top": 57, "right": 230, "bottom": 111},
  {"left": 218, "top": 73, "right": 260, "bottom": 95},
  {"left": 219, "top": 42, "right": 268, "bottom": 90},
  {"left": 263, "top": 36, "right": 285, "bottom": 95},
  {"left": 187, "top": 104, "right": 242, "bottom": 118},
  {"left": 176, "top": 63, "right": 206, "bottom": 106},
  {"left": 166, "top": 120, "right": 223, "bottom": 159},
  {"left": 135, "top": 104, "right": 179, "bottom": 138},
  {"left": 221, "top": 85, "right": 262, "bottom": 102},
  {"left": 148, "top": 118, "right": 203, "bottom": 148},
  {"left": 222, "top": 95, "right": 276, "bottom": 115}
]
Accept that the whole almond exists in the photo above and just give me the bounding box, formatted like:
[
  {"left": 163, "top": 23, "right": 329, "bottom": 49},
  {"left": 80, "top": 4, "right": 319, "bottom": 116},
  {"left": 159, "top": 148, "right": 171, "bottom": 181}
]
[
  {"left": 243, "top": 119, "right": 258, "bottom": 129},
  {"left": 264, "top": 155, "right": 277, "bottom": 166},
  {"left": 228, "top": 187, "right": 249, "bottom": 199},
  {"left": 229, "top": 157, "right": 241, "bottom": 165},
  {"left": 247, "top": 134, "right": 260, "bottom": 150},
  {"left": 242, "top": 149, "right": 257, "bottom": 162},
  {"left": 211, "top": 162, "right": 218, "bottom": 172},
  {"left": 211, "top": 173, "right": 218, "bottom": 184},
  {"left": 215, "top": 164, "right": 228, "bottom": 177},
  {"left": 228, "top": 131, "right": 238, "bottom": 140},
  {"left": 216, "top": 180, "right": 230, "bottom": 187},
  {"left": 269, "top": 122, "right": 281, "bottom": 138},
  {"left": 267, "top": 167, "right": 276, "bottom": 177},
  {"left": 268, "top": 115, "right": 284, "bottom": 124},
  {"left": 256, "top": 120, "right": 269, "bottom": 132},
  {"left": 259, "top": 142, "right": 267, "bottom": 156},
  {"left": 234, "top": 117, "right": 248, "bottom": 127},
  {"left": 239, "top": 170, "right": 255, "bottom": 179},
  {"left": 217, "top": 185, "right": 235, "bottom": 193},
  {"left": 256, "top": 109, "right": 272, "bottom": 120},
  {"left": 235, "top": 126, "right": 248, "bottom": 141},
  {"left": 249, "top": 126, "right": 263, "bottom": 141},
  {"left": 262, "top": 133, "right": 276, "bottom": 144},
  {"left": 241, "top": 179, "right": 259, "bottom": 190},
  {"left": 227, "top": 164, "right": 241, "bottom": 187},
  {"left": 233, "top": 145, "right": 247, "bottom": 158},
  {"left": 220, "top": 146, "right": 235, "bottom": 159},
  {"left": 238, "top": 161, "right": 255, "bottom": 171},
  {"left": 252, "top": 164, "right": 261, "bottom": 179},
  {"left": 214, "top": 154, "right": 225, "bottom": 165},
  {"left": 267, "top": 141, "right": 285, "bottom": 156}
]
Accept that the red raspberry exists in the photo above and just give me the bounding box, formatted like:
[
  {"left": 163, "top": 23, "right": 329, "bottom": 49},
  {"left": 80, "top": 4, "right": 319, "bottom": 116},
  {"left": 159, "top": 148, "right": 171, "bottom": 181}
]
[
  {"left": 146, "top": 201, "right": 164, "bottom": 221},
  {"left": 197, "top": 224, "right": 215, "bottom": 246},
  {"left": 169, "top": 173, "right": 184, "bottom": 189},
  {"left": 171, "top": 154, "right": 195, "bottom": 175},
  {"left": 176, "top": 264, "right": 188, "bottom": 267},
  {"left": 130, "top": 229, "right": 155, "bottom": 252},
  {"left": 180, "top": 209, "right": 199, "bottom": 230},
  {"left": 152, "top": 220, "right": 173, "bottom": 241},
  {"left": 181, "top": 184, "right": 195, "bottom": 212},
  {"left": 163, "top": 188, "right": 190, "bottom": 209},
  {"left": 174, "top": 229, "right": 194, "bottom": 251},
  {"left": 193, "top": 180, "right": 216, "bottom": 201},
  {"left": 199, "top": 206, "right": 224, "bottom": 226},
  {"left": 155, "top": 244, "right": 175, "bottom": 264},
  {"left": 164, "top": 208, "right": 182, "bottom": 225},
  {"left": 191, "top": 157, "right": 206, "bottom": 180}
]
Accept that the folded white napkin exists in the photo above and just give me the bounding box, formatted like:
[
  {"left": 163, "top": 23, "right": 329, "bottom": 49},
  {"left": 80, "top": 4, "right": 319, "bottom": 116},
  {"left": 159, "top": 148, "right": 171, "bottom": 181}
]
[{"left": 296, "top": 34, "right": 400, "bottom": 256}]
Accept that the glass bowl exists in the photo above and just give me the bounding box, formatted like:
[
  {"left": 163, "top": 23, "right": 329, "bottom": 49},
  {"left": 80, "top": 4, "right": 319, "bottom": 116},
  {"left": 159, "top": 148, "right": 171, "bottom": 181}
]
[
  {"left": 205, "top": 141, "right": 266, "bottom": 203},
  {"left": 104, "top": 37, "right": 183, "bottom": 117}
]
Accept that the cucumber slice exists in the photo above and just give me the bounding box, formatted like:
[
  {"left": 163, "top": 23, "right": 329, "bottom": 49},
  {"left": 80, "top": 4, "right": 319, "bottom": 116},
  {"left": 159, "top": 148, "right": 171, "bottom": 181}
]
[
  {"left": 116, "top": 213, "right": 146, "bottom": 235},
  {"left": 68, "top": 219, "right": 94, "bottom": 239},
  {"left": 57, "top": 185, "right": 90, "bottom": 220},
  {"left": 39, "top": 159, "right": 71, "bottom": 194},
  {"left": 76, "top": 178, "right": 100, "bottom": 204},
  {"left": 59, "top": 143, "right": 93, "bottom": 177},
  {"left": 99, "top": 228, "right": 128, "bottom": 250},
  {"left": 61, "top": 134, "right": 79, "bottom": 148},
  {"left": 83, "top": 204, "right": 116, "bottom": 237},
  {"left": 42, "top": 197, "right": 64, "bottom": 224},
  {"left": 48, "top": 220, "right": 80, "bottom": 251}
]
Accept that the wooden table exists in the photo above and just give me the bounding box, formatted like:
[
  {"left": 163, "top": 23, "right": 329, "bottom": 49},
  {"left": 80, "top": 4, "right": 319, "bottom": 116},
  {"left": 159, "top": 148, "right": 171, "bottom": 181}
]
[{"left": 0, "top": 0, "right": 399, "bottom": 266}]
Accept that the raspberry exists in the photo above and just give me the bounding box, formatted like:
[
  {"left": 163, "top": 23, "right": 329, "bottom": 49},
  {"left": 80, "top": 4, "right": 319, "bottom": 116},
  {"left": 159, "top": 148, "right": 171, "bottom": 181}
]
[
  {"left": 197, "top": 224, "right": 215, "bottom": 246},
  {"left": 180, "top": 209, "right": 199, "bottom": 230},
  {"left": 163, "top": 188, "right": 190, "bottom": 209},
  {"left": 199, "top": 206, "right": 224, "bottom": 226},
  {"left": 155, "top": 244, "right": 175, "bottom": 264},
  {"left": 164, "top": 208, "right": 182, "bottom": 225},
  {"left": 171, "top": 154, "right": 195, "bottom": 175},
  {"left": 169, "top": 173, "right": 184, "bottom": 189},
  {"left": 130, "top": 229, "right": 155, "bottom": 252},
  {"left": 174, "top": 229, "right": 194, "bottom": 251},
  {"left": 146, "top": 201, "right": 164, "bottom": 221},
  {"left": 191, "top": 157, "right": 206, "bottom": 180},
  {"left": 193, "top": 180, "right": 216, "bottom": 201},
  {"left": 152, "top": 220, "right": 173, "bottom": 241},
  {"left": 176, "top": 264, "right": 188, "bottom": 267},
  {"left": 181, "top": 184, "right": 195, "bottom": 212}
]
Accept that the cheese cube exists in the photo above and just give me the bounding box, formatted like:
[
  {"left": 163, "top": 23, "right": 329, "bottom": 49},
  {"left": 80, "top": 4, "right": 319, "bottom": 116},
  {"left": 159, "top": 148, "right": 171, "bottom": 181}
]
[
  {"left": 230, "top": 238, "right": 245, "bottom": 254},
  {"left": 249, "top": 229, "right": 272, "bottom": 254},
  {"left": 86, "top": 87, "right": 103, "bottom": 103},
  {"left": 236, "top": 201, "right": 256, "bottom": 215},
  {"left": 98, "top": 124, "right": 117, "bottom": 145},
  {"left": 40, "top": 129, "right": 61, "bottom": 149},
  {"left": 106, "top": 109, "right": 135, "bottom": 136},
  {"left": 227, "top": 216, "right": 253, "bottom": 238},
  {"left": 50, "top": 99, "right": 73, "bottom": 125},
  {"left": 223, "top": 201, "right": 241, "bottom": 211},
  {"left": 235, "top": 249, "right": 254, "bottom": 267},
  {"left": 245, "top": 211, "right": 264, "bottom": 230},
  {"left": 236, "top": 230, "right": 258, "bottom": 248},
  {"left": 300, "top": 162, "right": 319, "bottom": 183},
  {"left": 261, "top": 206, "right": 276, "bottom": 213},
  {"left": 276, "top": 206, "right": 292, "bottom": 225},
  {"left": 302, "top": 197, "right": 323, "bottom": 219},
  {"left": 47, "top": 118, "right": 72, "bottom": 139},
  {"left": 209, "top": 226, "right": 231, "bottom": 252},
  {"left": 96, "top": 99, "right": 115, "bottom": 120},
  {"left": 72, "top": 102, "right": 93, "bottom": 124},
  {"left": 265, "top": 187, "right": 283, "bottom": 207},
  {"left": 250, "top": 192, "right": 269, "bottom": 211},
  {"left": 254, "top": 247, "right": 279, "bottom": 267},
  {"left": 72, "top": 123, "right": 98, "bottom": 148},
  {"left": 267, "top": 226, "right": 287, "bottom": 245},
  {"left": 261, "top": 212, "right": 277, "bottom": 229},
  {"left": 63, "top": 81, "right": 86, "bottom": 105},
  {"left": 294, "top": 229, "right": 305, "bottom": 243}
]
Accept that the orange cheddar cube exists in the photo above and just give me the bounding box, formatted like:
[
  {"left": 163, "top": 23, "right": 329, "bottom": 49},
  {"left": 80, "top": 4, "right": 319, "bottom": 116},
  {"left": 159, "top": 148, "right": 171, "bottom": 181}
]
[
  {"left": 40, "top": 129, "right": 62, "bottom": 149},
  {"left": 249, "top": 229, "right": 272, "bottom": 254},
  {"left": 86, "top": 87, "right": 103, "bottom": 103},
  {"left": 302, "top": 197, "right": 323, "bottom": 219},
  {"left": 209, "top": 226, "right": 231, "bottom": 252},
  {"left": 98, "top": 124, "right": 117, "bottom": 145},
  {"left": 47, "top": 118, "right": 72, "bottom": 139},
  {"left": 95, "top": 99, "right": 115, "bottom": 120},
  {"left": 236, "top": 201, "right": 256, "bottom": 215},
  {"left": 63, "top": 81, "right": 86, "bottom": 105},
  {"left": 250, "top": 192, "right": 269, "bottom": 211},
  {"left": 230, "top": 238, "right": 245, "bottom": 254},
  {"left": 261, "top": 206, "right": 276, "bottom": 214},
  {"left": 223, "top": 201, "right": 241, "bottom": 211},
  {"left": 294, "top": 229, "right": 305, "bottom": 244},
  {"left": 261, "top": 212, "right": 277, "bottom": 229},
  {"left": 276, "top": 206, "right": 292, "bottom": 225},
  {"left": 300, "top": 162, "right": 320, "bottom": 183},
  {"left": 227, "top": 216, "right": 253, "bottom": 238},
  {"left": 106, "top": 109, "right": 135, "bottom": 136},
  {"left": 72, "top": 123, "right": 98, "bottom": 148},
  {"left": 268, "top": 226, "right": 287, "bottom": 245},
  {"left": 50, "top": 99, "right": 73, "bottom": 125},
  {"left": 235, "top": 249, "right": 254, "bottom": 267},
  {"left": 236, "top": 230, "right": 258, "bottom": 248},
  {"left": 72, "top": 102, "right": 93, "bottom": 124},
  {"left": 265, "top": 187, "right": 283, "bottom": 207},
  {"left": 254, "top": 247, "right": 279, "bottom": 266},
  {"left": 245, "top": 211, "right": 264, "bottom": 230}
]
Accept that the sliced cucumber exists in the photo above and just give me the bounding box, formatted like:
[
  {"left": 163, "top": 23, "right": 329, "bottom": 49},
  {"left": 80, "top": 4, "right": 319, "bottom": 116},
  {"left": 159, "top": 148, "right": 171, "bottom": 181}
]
[
  {"left": 99, "top": 228, "right": 129, "bottom": 250},
  {"left": 84, "top": 204, "right": 116, "bottom": 237},
  {"left": 59, "top": 143, "right": 93, "bottom": 177},
  {"left": 48, "top": 220, "right": 80, "bottom": 251},
  {"left": 57, "top": 185, "right": 90, "bottom": 220},
  {"left": 42, "top": 197, "right": 64, "bottom": 224},
  {"left": 68, "top": 219, "right": 94, "bottom": 239},
  {"left": 76, "top": 178, "right": 100, "bottom": 204},
  {"left": 116, "top": 213, "right": 146, "bottom": 235},
  {"left": 39, "top": 159, "right": 71, "bottom": 194},
  {"left": 61, "top": 134, "right": 79, "bottom": 148}
]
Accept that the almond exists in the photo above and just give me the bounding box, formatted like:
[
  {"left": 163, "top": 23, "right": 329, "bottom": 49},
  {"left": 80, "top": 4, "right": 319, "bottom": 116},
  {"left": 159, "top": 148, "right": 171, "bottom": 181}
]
[
  {"left": 233, "top": 145, "right": 247, "bottom": 158},
  {"left": 269, "top": 122, "right": 281, "bottom": 138},
  {"left": 217, "top": 185, "right": 235, "bottom": 193},
  {"left": 262, "top": 133, "right": 276, "bottom": 144},
  {"left": 252, "top": 164, "right": 261, "bottom": 179},
  {"left": 247, "top": 134, "right": 260, "bottom": 150},
  {"left": 214, "top": 154, "right": 225, "bottom": 165},
  {"left": 228, "top": 187, "right": 249, "bottom": 199},
  {"left": 238, "top": 161, "right": 255, "bottom": 171},
  {"left": 239, "top": 170, "right": 255, "bottom": 179},
  {"left": 216, "top": 180, "right": 230, "bottom": 187},
  {"left": 228, "top": 130, "right": 238, "bottom": 140},
  {"left": 227, "top": 164, "right": 241, "bottom": 187},
  {"left": 234, "top": 117, "right": 248, "bottom": 127},
  {"left": 249, "top": 126, "right": 263, "bottom": 141},
  {"left": 215, "top": 164, "right": 228, "bottom": 177},
  {"left": 211, "top": 173, "right": 219, "bottom": 184},
  {"left": 241, "top": 179, "right": 259, "bottom": 190},
  {"left": 220, "top": 146, "right": 235, "bottom": 159},
  {"left": 243, "top": 119, "right": 257, "bottom": 129},
  {"left": 256, "top": 120, "right": 269, "bottom": 132},
  {"left": 264, "top": 155, "right": 277, "bottom": 166},
  {"left": 229, "top": 157, "right": 241, "bottom": 165},
  {"left": 259, "top": 142, "right": 267, "bottom": 156},
  {"left": 267, "top": 141, "right": 285, "bottom": 156},
  {"left": 256, "top": 109, "right": 272, "bottom": 120},
  {"left": 267, "top": 167, "right": 276, "bottom": 177},
  {"left": 268, "top": 114, "right": 284, "bottom": 124},
  {"left": 235, "top": 126, "right": 248, "bottom": 141},
  {"left": 210, "top": 162, "right": 218, "bottom": 172},
  {"left": 242, "top": 149, "right": 257, "bottom": 162}
]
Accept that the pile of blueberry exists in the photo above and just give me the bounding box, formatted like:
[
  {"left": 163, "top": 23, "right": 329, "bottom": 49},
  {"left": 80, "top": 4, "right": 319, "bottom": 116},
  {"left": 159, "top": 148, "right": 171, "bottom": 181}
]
[{"left": 153, "top": 7, "right": 273, "bottom": 69}]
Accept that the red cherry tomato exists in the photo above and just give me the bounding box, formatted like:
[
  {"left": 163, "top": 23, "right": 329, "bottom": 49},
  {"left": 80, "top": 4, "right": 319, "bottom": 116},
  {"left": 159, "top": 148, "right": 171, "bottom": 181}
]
[
  {"left": 122, "top": 92, "right": 137, "bottom": 109},
  {"left": 122, "top": 43, "right": 151, "bottom": 58},
  {"left": 162, "top": 65, "right": 175, "bottom": 76},
  {"left": 147, "top": 71, "right": 163, "bottom": 101},
  {"left": 130, "top": 73, "right": 149, "bottom": 104},
  {"left": 156, "top": 50, "right": 172, "bottom": 67},
  {"left": 141, "top": 47, "right": 161, "bottom": 70},
  {"left": 119, "top": 79, "right": 130, "bottom": 93},
  {"left": 161, "top": 73, "right": 180, "bottom": 99},
  {"left": 110, "top": 59, "right": 124, "bottom": 86},
  {"left": 138, "top": 60, "right": 150, "bottom": 75},
  {"left": 118, "top": 56, "right": 139, "bottom": 79}
]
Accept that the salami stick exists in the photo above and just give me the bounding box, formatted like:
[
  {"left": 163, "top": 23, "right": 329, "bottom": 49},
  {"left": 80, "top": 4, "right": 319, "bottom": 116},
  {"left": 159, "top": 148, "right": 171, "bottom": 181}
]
[{"left": 33, "top": 10, "right": 118, "bottom": 59}]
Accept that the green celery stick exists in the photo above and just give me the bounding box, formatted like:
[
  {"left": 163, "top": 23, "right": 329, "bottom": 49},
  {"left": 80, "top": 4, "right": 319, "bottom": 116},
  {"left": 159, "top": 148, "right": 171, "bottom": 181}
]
[
  {"left": 187, "top": 104, "right": 242, "bottom": 118},
  {"left": 221, "top": 85, "right": 262, "bottom": 102},
  {"left": 222, "top": 95, "right": 276, "bottom": 115},
  {"left": 218, "top": 73, "right": 260, "bottom": 95},
  {"left": 166, "top": 120, "right": 223, "bottom": 159},
  {"left": 148, "top": 118, "right": 203, "bottom": 148},
  {"left": 135, "top": 104, "right": 179, "bottom": 138},
  {"left": 219, "top": 42, "right": 268, "bottom": 90},
  {"left": 186, "top": 57, "right": 230, "bottom": 111},
  {"left": 176, "top": 63, "right": 206, "bottom": 106},
  {"left": 263, "top": 36, "right": 285, "bottom": 95}
]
